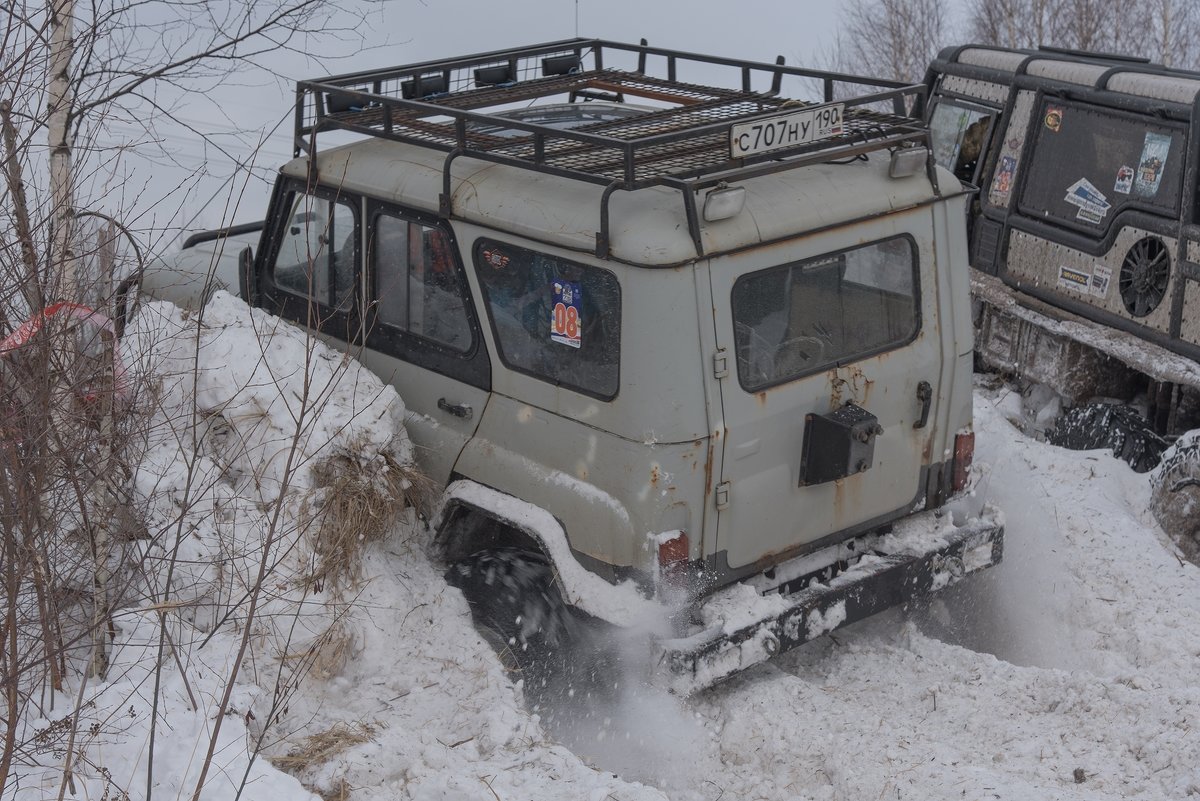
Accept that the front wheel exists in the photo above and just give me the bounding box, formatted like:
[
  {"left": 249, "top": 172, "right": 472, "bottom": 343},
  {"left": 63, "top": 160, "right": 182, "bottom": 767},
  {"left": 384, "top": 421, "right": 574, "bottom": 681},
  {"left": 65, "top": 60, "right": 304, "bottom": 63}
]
[{"left": 1150, "top": 433, "right": 1200, "bottom": 561}]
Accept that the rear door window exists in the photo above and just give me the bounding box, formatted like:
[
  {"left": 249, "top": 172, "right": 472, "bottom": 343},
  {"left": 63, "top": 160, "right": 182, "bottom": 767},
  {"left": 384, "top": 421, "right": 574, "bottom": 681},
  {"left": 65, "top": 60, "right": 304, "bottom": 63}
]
[
  {"left": 1018, "top": 99, "right": 1185, "bottom": 232},
  {"left": 732, "top": 237, "right": 919, "bottom": 391},
  {"left": 473, "top": 240, "right": 620, "bottom": 400}
]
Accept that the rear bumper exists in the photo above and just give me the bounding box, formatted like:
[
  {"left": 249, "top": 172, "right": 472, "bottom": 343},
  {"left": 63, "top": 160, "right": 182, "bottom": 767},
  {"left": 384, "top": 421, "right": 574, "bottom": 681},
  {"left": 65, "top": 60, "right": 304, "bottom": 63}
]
[{"left": 654, "top": 504, "right": 1004, "bottom": 695}]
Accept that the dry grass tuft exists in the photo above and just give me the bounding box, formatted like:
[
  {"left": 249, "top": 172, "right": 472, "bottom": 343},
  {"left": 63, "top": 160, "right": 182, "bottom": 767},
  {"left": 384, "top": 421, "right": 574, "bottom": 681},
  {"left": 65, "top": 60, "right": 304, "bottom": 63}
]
[
  {"left": 305, "top": 449, "right": 431, "bottom": 588},
  {"left": 308, "top": 619, "right": 355, "bottom": 680},
  {"left": 272, "top": 721, "right": 379, "bottom": 769}
]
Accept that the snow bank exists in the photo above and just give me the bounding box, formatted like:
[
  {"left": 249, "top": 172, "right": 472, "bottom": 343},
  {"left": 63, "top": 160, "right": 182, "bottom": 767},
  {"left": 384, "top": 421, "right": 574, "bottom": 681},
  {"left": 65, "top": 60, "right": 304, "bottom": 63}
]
[
  {"left": 13, "top": 293, "right": 668, "bottom": 801},
  {"left": 15, "top": 293, "right": 411, "bottom": 801}
]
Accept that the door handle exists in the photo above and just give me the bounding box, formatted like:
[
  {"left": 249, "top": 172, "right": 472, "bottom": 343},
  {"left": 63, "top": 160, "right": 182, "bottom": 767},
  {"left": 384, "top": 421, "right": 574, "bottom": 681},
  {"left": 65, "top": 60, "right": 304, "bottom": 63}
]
[
  {"left": 438, "top": 398, "right": 473, "bottom": 420},
  {"left": 913, "top": 381, "right": 932, "bottom": 429}
]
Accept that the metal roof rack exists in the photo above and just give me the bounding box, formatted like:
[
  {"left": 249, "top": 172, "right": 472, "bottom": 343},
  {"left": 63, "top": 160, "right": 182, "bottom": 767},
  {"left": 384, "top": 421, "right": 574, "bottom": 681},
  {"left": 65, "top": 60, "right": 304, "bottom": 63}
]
[{"left": 295, "top": 38, "right": 933, "bottom": 257}]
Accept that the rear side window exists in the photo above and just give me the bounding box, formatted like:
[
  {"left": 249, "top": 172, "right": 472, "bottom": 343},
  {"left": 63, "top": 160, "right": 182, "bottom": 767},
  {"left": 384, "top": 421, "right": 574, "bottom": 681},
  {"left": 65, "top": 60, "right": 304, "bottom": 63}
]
[
  {"left": 473, "top": 240, "right": 620, "bottom": 399},
  {"left": 732, "top": 237, "right": 919, "bottom": 391},
  {"left": 271, "top": 192, "right": 357, "bottom": 310},
  {"left": 930, "top": 101, "right": 994, "bottom": 184},
  {"left": 1019, "top": 100, "right": 1185, "bottom": 231}
]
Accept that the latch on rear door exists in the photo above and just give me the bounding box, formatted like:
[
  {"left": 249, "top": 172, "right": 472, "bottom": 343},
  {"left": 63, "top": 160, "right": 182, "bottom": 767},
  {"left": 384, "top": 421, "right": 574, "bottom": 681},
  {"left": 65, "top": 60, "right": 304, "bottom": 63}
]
[
  {"left": 713, "top": 348, "right": 729, "bottom": 379},
  {"left": 715, "top": 481, "right": 731, "bottom": 510}
]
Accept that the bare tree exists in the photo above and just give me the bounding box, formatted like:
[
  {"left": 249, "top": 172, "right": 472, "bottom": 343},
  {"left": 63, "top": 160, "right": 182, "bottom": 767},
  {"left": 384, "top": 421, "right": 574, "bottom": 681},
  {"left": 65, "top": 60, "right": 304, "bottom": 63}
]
[
  {"left": 827, "top": 0, "right": 949, "bottom": 84},
  {"left": 0, "top": 1, "right": 383, "bottom": 796},
  {"left": 967, "top": 0, "right": 1200, "bottom": 69},
  {"left": 5, "top": 0, "right": 372, "bottom": 305}
]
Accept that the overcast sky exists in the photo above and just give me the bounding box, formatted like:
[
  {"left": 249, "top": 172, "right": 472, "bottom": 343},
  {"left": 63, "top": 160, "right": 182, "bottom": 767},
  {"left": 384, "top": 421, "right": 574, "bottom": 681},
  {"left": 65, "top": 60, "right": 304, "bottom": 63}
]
[{"left": 117, "top": 1, "right": 852, "bottom": 242}]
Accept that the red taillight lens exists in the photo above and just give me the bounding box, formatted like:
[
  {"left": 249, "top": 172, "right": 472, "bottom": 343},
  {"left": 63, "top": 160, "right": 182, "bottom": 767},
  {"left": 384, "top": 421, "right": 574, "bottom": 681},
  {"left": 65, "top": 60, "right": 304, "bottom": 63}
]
[
  {"left": 953, "top": 432, "right": 975, "bottom": 493},
  {"left": 658, "top": 531, "right": 689, "bottom": 583}
]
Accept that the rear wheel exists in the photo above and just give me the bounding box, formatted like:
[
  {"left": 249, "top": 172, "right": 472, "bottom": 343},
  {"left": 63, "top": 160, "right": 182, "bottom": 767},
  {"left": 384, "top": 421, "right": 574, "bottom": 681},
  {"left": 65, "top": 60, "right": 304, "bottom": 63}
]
[{"left": 1046, "top": 402, "right": 1167, "bottom": 473}]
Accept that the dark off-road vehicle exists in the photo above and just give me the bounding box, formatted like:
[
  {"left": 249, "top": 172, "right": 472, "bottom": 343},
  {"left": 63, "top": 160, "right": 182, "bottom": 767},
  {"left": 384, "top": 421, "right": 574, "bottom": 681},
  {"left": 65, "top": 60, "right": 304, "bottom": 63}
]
[
  {"left": 925, "top": 44, "right": 1200, "bottom": 537},
  {"left": 145, "top": 39, "right": 1003, "bottom": 692}
]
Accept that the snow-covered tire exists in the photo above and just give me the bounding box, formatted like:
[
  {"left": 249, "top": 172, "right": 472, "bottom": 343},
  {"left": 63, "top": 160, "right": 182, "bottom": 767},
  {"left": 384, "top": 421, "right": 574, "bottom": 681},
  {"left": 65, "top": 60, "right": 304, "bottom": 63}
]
[
  {"left": 1150, "top": 432, "right": 1200, "bottom": 560},
  {"left": 445, "top": 548, "right": 580, "bottom": 688},
  {"left": 1046, "top": 402, "right": 1167, "bottom": 473}
]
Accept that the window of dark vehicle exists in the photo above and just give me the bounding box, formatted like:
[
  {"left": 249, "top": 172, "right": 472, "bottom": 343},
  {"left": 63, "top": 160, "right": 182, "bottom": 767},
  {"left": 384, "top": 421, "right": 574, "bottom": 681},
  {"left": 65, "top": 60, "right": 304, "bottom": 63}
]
[
  {"left": 1018, "top": 100, "right": 1185, "bottom": 232},
  {"left": 732, "top": 237, "right": 919, "bottom": 391},
  {"left": 371, "top": 212, "right": 473, "bottom": 353},
  {"left": 929, "top": 100, "right": 995, "bottom": 184},
  {"left": 473, "top": 240, "right": 620, "bottom": 399},
  {"left": 271, "top": 192, "right": 357, "bottom": 310}
]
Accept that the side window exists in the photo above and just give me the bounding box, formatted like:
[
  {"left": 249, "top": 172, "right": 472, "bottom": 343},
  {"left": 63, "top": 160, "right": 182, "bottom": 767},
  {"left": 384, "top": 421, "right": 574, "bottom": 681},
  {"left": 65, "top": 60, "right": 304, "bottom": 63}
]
[
  {"left": 732, "top": 237, "right": 919, "bottom": 391},
  {"left": 929, "top": 101, "right": 995, "bottom": 185},
  {"left": 371, "top": 213, "right": 472, "bottom": 353},
  {"left": 1018, "top": 100, "right": 1185, "bottom": 232},
  {"left": 271, "top": 191, "right": 357, "bottom": 310},
  {"left": 473, "top": 240, "right": 621, "bottom": 400}
]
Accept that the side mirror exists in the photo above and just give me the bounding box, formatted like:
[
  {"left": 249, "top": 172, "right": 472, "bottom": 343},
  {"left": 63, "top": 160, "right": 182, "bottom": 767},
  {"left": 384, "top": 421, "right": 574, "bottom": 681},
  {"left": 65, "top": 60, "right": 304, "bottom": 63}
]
[{"left": 238, "top": 245, "right": 258, "bottom": 305}]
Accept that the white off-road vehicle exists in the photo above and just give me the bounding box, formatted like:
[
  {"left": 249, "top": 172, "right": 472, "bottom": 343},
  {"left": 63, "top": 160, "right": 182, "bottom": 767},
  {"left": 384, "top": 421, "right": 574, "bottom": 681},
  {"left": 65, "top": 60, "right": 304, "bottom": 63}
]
[
  {"left": 924, "top": 45, "right": 1200, "bottom": 545},
  {"left": 144, "top": 39, "right": 1003, "bottom": 692}
]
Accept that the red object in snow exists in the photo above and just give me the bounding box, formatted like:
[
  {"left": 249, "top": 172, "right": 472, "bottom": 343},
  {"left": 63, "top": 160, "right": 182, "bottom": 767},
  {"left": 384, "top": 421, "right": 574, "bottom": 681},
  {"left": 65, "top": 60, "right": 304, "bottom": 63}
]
[{"left": 0, "top": 302, "right": 130, "bottom": 405}]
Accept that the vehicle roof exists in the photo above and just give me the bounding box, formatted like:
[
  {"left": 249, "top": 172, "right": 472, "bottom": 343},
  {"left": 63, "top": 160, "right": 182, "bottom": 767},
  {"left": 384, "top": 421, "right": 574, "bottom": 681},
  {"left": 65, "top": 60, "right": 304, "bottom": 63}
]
[
  {"left": 281, "top": 136, "right": 955, "bottom": 266},
  {"left": 931, "top": 44, "right": 1200, "bottom": 106}
]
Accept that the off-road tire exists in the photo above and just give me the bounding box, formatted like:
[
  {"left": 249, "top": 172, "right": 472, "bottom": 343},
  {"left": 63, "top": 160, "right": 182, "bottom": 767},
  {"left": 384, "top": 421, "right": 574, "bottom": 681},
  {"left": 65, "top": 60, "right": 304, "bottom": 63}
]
[
  {"left": 1150, "top": 433, "right": 1200, "bottom": 562},
  {"left": 1046, "top": 402, "right": 1167, "bottom": 473}
]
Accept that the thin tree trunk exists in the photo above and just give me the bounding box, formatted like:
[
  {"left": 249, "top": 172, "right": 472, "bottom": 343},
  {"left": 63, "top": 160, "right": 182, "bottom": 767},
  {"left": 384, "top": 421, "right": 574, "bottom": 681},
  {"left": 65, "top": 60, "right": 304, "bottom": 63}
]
[
  {"left": 0, "top": 101, "right": 40, "bottom": 320},
  {"left": 48, "top": 0, "right": 77, "bottom": 302}
]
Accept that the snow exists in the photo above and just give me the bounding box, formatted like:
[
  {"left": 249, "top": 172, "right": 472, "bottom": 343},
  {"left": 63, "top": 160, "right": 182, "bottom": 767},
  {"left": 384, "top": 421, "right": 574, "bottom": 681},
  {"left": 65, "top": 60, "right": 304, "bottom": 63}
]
[{"left": 14, "top": 295, "right": 1200, "bottom": 801}]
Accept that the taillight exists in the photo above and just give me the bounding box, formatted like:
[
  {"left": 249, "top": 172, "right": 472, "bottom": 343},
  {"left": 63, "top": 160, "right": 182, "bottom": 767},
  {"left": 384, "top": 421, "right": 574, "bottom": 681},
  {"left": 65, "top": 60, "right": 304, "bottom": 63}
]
[
  {"left": 658, "top": 531, "right": 689, "bottom": 567},
  {"left": 658, "top": 531, "right": 689, "bottom": 584},
  {"left": 953, "top": 431, "right": 975, "bottom": 493}
]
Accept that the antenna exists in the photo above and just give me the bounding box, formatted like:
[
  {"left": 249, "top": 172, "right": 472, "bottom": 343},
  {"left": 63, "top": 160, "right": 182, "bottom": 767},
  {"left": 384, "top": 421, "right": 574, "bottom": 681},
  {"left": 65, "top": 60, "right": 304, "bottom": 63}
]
[{"left": 575, "top": 0, "right": 579, "bottom": 37}]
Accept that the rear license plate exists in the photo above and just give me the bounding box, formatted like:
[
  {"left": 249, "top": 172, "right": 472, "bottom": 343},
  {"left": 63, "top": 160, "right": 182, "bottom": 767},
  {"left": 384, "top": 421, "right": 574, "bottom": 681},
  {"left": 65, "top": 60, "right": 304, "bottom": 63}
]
[{"left": 730, "top": 103, "right": 844, "bottom": 158}]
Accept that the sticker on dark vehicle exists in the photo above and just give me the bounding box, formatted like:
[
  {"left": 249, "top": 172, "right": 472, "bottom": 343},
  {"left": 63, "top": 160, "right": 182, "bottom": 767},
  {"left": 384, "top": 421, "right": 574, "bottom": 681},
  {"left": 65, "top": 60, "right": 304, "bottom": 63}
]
[
  {"left": 1044, "top": 105, "right": 1064, "bottom": 132},
  {"left": 1134, "top": 132, "right": 1171, "bottom": 197},
  {"left": 1114, "top": 165, "right": 1134, "bottom": 195},
  {"left": 1057, "top": 265, "right": 1092, "bottom": 293},
  {"left": 1091, "top": 264, "right": 1112, "bottom": 298},
  {"left": 1064, "top": 178, "right": 1111, "bottom": 224},
  {"left": 994, "top": 155, "right": 1017, "bottom": 198}
]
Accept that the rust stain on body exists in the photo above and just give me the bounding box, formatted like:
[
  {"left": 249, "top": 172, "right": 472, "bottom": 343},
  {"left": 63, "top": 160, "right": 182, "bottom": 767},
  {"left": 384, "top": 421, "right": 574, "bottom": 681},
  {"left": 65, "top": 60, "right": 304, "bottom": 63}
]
[{"left": 703, "top": 437, "right": 717, "bottom": 497}]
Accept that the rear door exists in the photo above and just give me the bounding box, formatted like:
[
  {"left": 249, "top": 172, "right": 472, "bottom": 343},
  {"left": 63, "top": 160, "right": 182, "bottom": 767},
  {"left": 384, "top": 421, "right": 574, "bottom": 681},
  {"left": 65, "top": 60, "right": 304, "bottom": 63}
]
[{"left": 708, "top": 212, "right": 944, "bottom": 569}]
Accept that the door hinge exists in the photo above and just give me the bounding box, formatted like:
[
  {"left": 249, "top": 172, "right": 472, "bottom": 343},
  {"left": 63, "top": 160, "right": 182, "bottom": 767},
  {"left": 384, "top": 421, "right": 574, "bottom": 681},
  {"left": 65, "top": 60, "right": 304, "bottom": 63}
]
[
  {"left": 715, "top": 481, "right": 731, "bottom": 510},
  {"left": 713, "top": 347, "right": 729, "bottom": 379}
]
